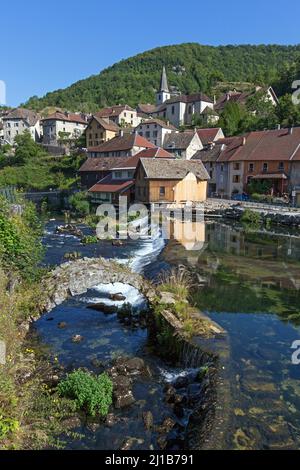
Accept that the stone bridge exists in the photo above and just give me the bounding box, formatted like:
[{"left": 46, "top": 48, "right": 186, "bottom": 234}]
[{"left": 41, "top": 257, "right": 156, "bottom": 313}]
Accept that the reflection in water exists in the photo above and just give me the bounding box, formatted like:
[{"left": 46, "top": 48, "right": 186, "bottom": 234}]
[{"left": 163, "top": 221, "right": 300, "bottom": 449}]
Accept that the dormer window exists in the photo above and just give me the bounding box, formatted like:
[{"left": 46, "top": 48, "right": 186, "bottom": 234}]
[{"left": 278, "top": 161, "right": 284, "bottom": 171}]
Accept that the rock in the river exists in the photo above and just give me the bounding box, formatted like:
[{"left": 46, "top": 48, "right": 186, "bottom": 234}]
[
  {"left": 71, "top": 334, "right": 84, "bottom": 343},
  {"left": 55, "top": 224, "right": 83, "bottom": 238},
  {"left": 105, "top": 413, "right": 118, "bottom": 428},
  {"left": 109, "top": 293, "right": 126, "bottom": 301},
  {"left": 112, "top": 375, "right": 132, "bottom": 391},
  {"left": 57, "top": 322, "right": 67, "bottom": 329},
  {"left": 142, "top": 411, "right": 154, "bottom": 430},
  {"left": 87, "top": 303, "right": 118, "bottom": 314},
  {"left": 157, "top": 417, "right": 176, "bottom": 434},
  {"left": 112, "top": 240, "right": 123, "bottom": 247},
  {"left": 164, "top": 384, "right": 176, "bottom": 403},
  {"left": 113, "top": 357, "right": 146, "bottom": 375},
  {"left": 90, "top": 358, "right": 104, "bottom": 369},
  {"left": 114, "top": 390, "right": 135, "bottom": 409}
]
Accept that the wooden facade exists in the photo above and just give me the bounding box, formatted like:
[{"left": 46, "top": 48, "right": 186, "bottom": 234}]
[{"left": 135, "top": 164, "right": 207, "bottom": 204}]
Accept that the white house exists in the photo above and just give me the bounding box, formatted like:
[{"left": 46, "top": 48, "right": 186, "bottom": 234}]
[
  {"left": 163, "top": 130, "right": 203, "bottom": 160},
  {"left": 41, "top": 111, "right": 88, "bottom": 144},
  {"left": 95, "top": 105, "right": 141, "bottom": 127},
  {"left": 2, "top": 108, "right": 41, "bottom": 144},
  {"left": 135, "top": 118, "right": 177, "bottom": 147}
]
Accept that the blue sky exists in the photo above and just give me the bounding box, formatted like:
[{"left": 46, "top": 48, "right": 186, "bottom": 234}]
[{"left": 1, "top": 0, "right": 299, "bottom": 107}]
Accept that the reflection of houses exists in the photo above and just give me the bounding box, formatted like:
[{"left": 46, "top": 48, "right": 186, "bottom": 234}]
[
  {"left": 171, "top": 219, "right": 206, "bottom": 252},
  {"left": 135, "top": 158, "right": 209, "bottom": 204}
]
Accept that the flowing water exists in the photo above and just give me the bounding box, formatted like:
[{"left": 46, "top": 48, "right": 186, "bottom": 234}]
[{"left": 37, "top": 217, "right": 300, "bottom": 449}]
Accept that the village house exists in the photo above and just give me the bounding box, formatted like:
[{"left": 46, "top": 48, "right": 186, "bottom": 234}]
[
  {"left": 41, "top": 111, "right": 88, "bottom": 144},
  {"left": 197, "top": 127, "right": 225, "bottom": 146},
  {"left": 135, "top": 118, "right": 177, "bottom": 147},
  {"left": 163, "top": 130, "right": 203, "bottom": 159},
  {"left": 215, "top": 86, "right": 278, "bottom": 113},
  {"left": 2, "top": 108, "right": 41, "bottom": 144},
  {"left": 78, "top": 156, "right": 126, "bottom": 188},
  {"left": 88, "top": 147, "right": 173, "bottom": 205},
  {"left": 95, "top": 105, "right": 141, "bottom": 127},
  {"left": 87, "top": 132, "right": 155, "bottom": 158},
  {"left": 135, "top": 158, "right": 209, "bottom": 204},
  {"left": 85, "top": 116, "right": 120, "bottom": 147}
]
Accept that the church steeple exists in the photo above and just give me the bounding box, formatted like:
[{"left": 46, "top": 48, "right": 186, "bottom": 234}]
[
  {"left": 159, "top": 66, "right": 169, "bottom": 93},
  {"left": 156, "top": 66, "right": 170, "bottom": 106}
]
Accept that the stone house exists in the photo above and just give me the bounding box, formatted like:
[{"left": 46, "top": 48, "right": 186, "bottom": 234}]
[
  {"left": 41, "top": 111, "right": 88, "bottom": 144},
  {"left": 2, "top": 108, "right": 41, "bottom": 144}
]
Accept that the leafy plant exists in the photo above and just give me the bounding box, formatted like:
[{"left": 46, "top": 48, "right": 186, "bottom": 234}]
[{"left": 57, "top": 370, "right": 113, "bottom": 417}]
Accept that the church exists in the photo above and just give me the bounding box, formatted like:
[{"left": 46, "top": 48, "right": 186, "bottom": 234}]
[{"left": 138, "top": 67, "right": 218, "bottom": 128}]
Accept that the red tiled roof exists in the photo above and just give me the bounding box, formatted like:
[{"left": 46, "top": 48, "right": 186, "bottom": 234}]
[
  {"left": 95, "top": 105, "right": 135, "bottom": 118},
  {"left": 137, "top": 118, "right": 177, "bottom": 130},
  {"left": 88, "top": 134, "right": 155, "bottom": 153},
  {"left": 88, "top": 174, "right": 134, "bottom": 194},
  {"left": 111, "top": 147, "right": 174, "bottom": 170},
  {"left": 42, "top": 111, "right": 87, "bottom": 125},
  {"left": 229, "top": 128, "right": 300, "bottom": 162},
  {"left": 197, "top": 128, "right": 222, "bottom": 145}
]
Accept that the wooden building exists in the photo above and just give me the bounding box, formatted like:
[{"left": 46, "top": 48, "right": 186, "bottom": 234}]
[{"left": 135, "top": 158, "right": 209, "bottom": 204}]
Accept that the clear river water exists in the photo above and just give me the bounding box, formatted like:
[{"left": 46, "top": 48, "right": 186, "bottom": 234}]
[{"left": 36, "top": 217, "right": 300, "bottom": 450}]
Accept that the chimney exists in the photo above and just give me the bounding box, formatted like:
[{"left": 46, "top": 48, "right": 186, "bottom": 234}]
[
  {"left": 120, "top": 130, "right": 124, "bottom": 137},
  {"left": 213, "top": 95, "right": 216, "bottom": 105},
  {"left": 226, "top": 93, "right": 230, "bottom": 101},
  {"left": 242, "top": 137, "right": 246, "bottom": 146},
  {"left": 289, "top": 127, "right": 293, "bottom": 135},
  {"left": 277, "top": 124, "right": 281, "bottom": 130}
]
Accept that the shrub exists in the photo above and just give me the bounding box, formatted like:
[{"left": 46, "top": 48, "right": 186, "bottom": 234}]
[
  {"left": 57, "top": 370, "right": 113, "bottom": 417},
  {"left": 81, "top": 235, "right": 98, "bottom": 245},
  {"left": 158, "top": 267, "right": 192, "bottom": 299},
  {"left": 241, "top": 209, "right": 261, "bottom": 227}
]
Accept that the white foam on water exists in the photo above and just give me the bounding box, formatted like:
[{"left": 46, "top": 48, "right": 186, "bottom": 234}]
[
  {"left": 159, "top": 367, "right": 199, "bottom": 383},
  {"left": 80, "top": 282, "right": 147, "bottom": 312}
]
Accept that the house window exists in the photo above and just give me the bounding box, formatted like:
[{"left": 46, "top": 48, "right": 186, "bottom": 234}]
[
  {"left": 14, "top": 122, "right": 19, "bottom": 127},
  {"left": 139, "top": 132, "right": 143, "bottom": 136},
  {"left": 159, "top": 186, "right": 166, "bottom": 197},
  {"left": 220, "top": 164, "right": 224, "bottom": 172},
  {"left": 153, "top": 131, "right": 158, "bottom": 137},
  {"left": 188, "top": 105, "right": 192, "bottom": 114},
  {"left": 233, "top": 175, "right": 240, "bottom": 183},
  {"left": 263, "top": 163, "right": 268, "bottom": 172},
  {"left": 146, "top": 131, "right": 150, "bottom": 138},
  {"left": 249, "top": 163, "right": 254, "bottom": 173},
  {"left": 278, "top": 161, "right": 284, "bottom": 170},
  {"left": 209, "top": 170, "right": 213, "bottom": 178},
  {"left": 172, "top": 106, "right": 175, "bottom": 115},
  {"left": 233, "top": 163, "right": 240, "bottom": 170},
  {"left": 115, "top": 171, "right": 122, "bottom": 179},
  {"left": 124, "top": 113, "right": 127, "bottom": 117}
]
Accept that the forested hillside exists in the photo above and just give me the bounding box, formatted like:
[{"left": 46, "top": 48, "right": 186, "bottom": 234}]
[{"left": 24, "top": 43, "right": 300, "bottom": 112}]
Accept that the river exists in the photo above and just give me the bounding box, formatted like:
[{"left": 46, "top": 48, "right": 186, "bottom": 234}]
[{"left": 36, "top": 217, "right": 300, "bottom": 450}]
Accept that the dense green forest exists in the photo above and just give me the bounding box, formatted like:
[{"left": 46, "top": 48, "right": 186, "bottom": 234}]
[{"left": 24, "top": 43, "right": 300, "bottom": 112}]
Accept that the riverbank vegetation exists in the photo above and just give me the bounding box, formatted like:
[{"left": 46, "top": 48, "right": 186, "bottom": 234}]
[
  {"left": 0, "top": 194, "right": 78, "bottom": 449},
  {"left": 0, "top": 131, "right": 85, "bottom": 191}
]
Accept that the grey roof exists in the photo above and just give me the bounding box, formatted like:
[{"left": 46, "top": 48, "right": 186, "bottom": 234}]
[
  {"left": 3, "top": 108, "right": 40, "bottom": 126},
  {"left": 192, "top": 144, "right": 223, "bottom": 163},
  {"left": 164, "top": 131, "right": 196, "bottom": 150},
  {"left": 159, "top": 66, "right": 169, "bottom": 93},
  {"left": 202, "top": 106, "right": 219, "bottom": 116},
  {"left": 139, "top": 158, "right": 210, "bottom": 180}
]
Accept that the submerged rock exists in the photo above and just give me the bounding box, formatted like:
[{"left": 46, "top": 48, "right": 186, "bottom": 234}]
[
  {"left": 57, "top": 322, "right": 67, "bottom": 329},
  {"left": 109, "top": 293, "right": 126, "bottom": 301},
  {"left": 114, "top": 390, "right": 135, "bottom": 409},
  {"left": 157, "top": 417, "right": 176, "bottom": 434},
  {"left": 142, "top": 411, "right": 154, "bottom": 430},
  {"left": 71, "top": 334, "right": 84, "bottom": 343},
  {"left": 87, "top": 303, "right": 118, "bottom": 314}
]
